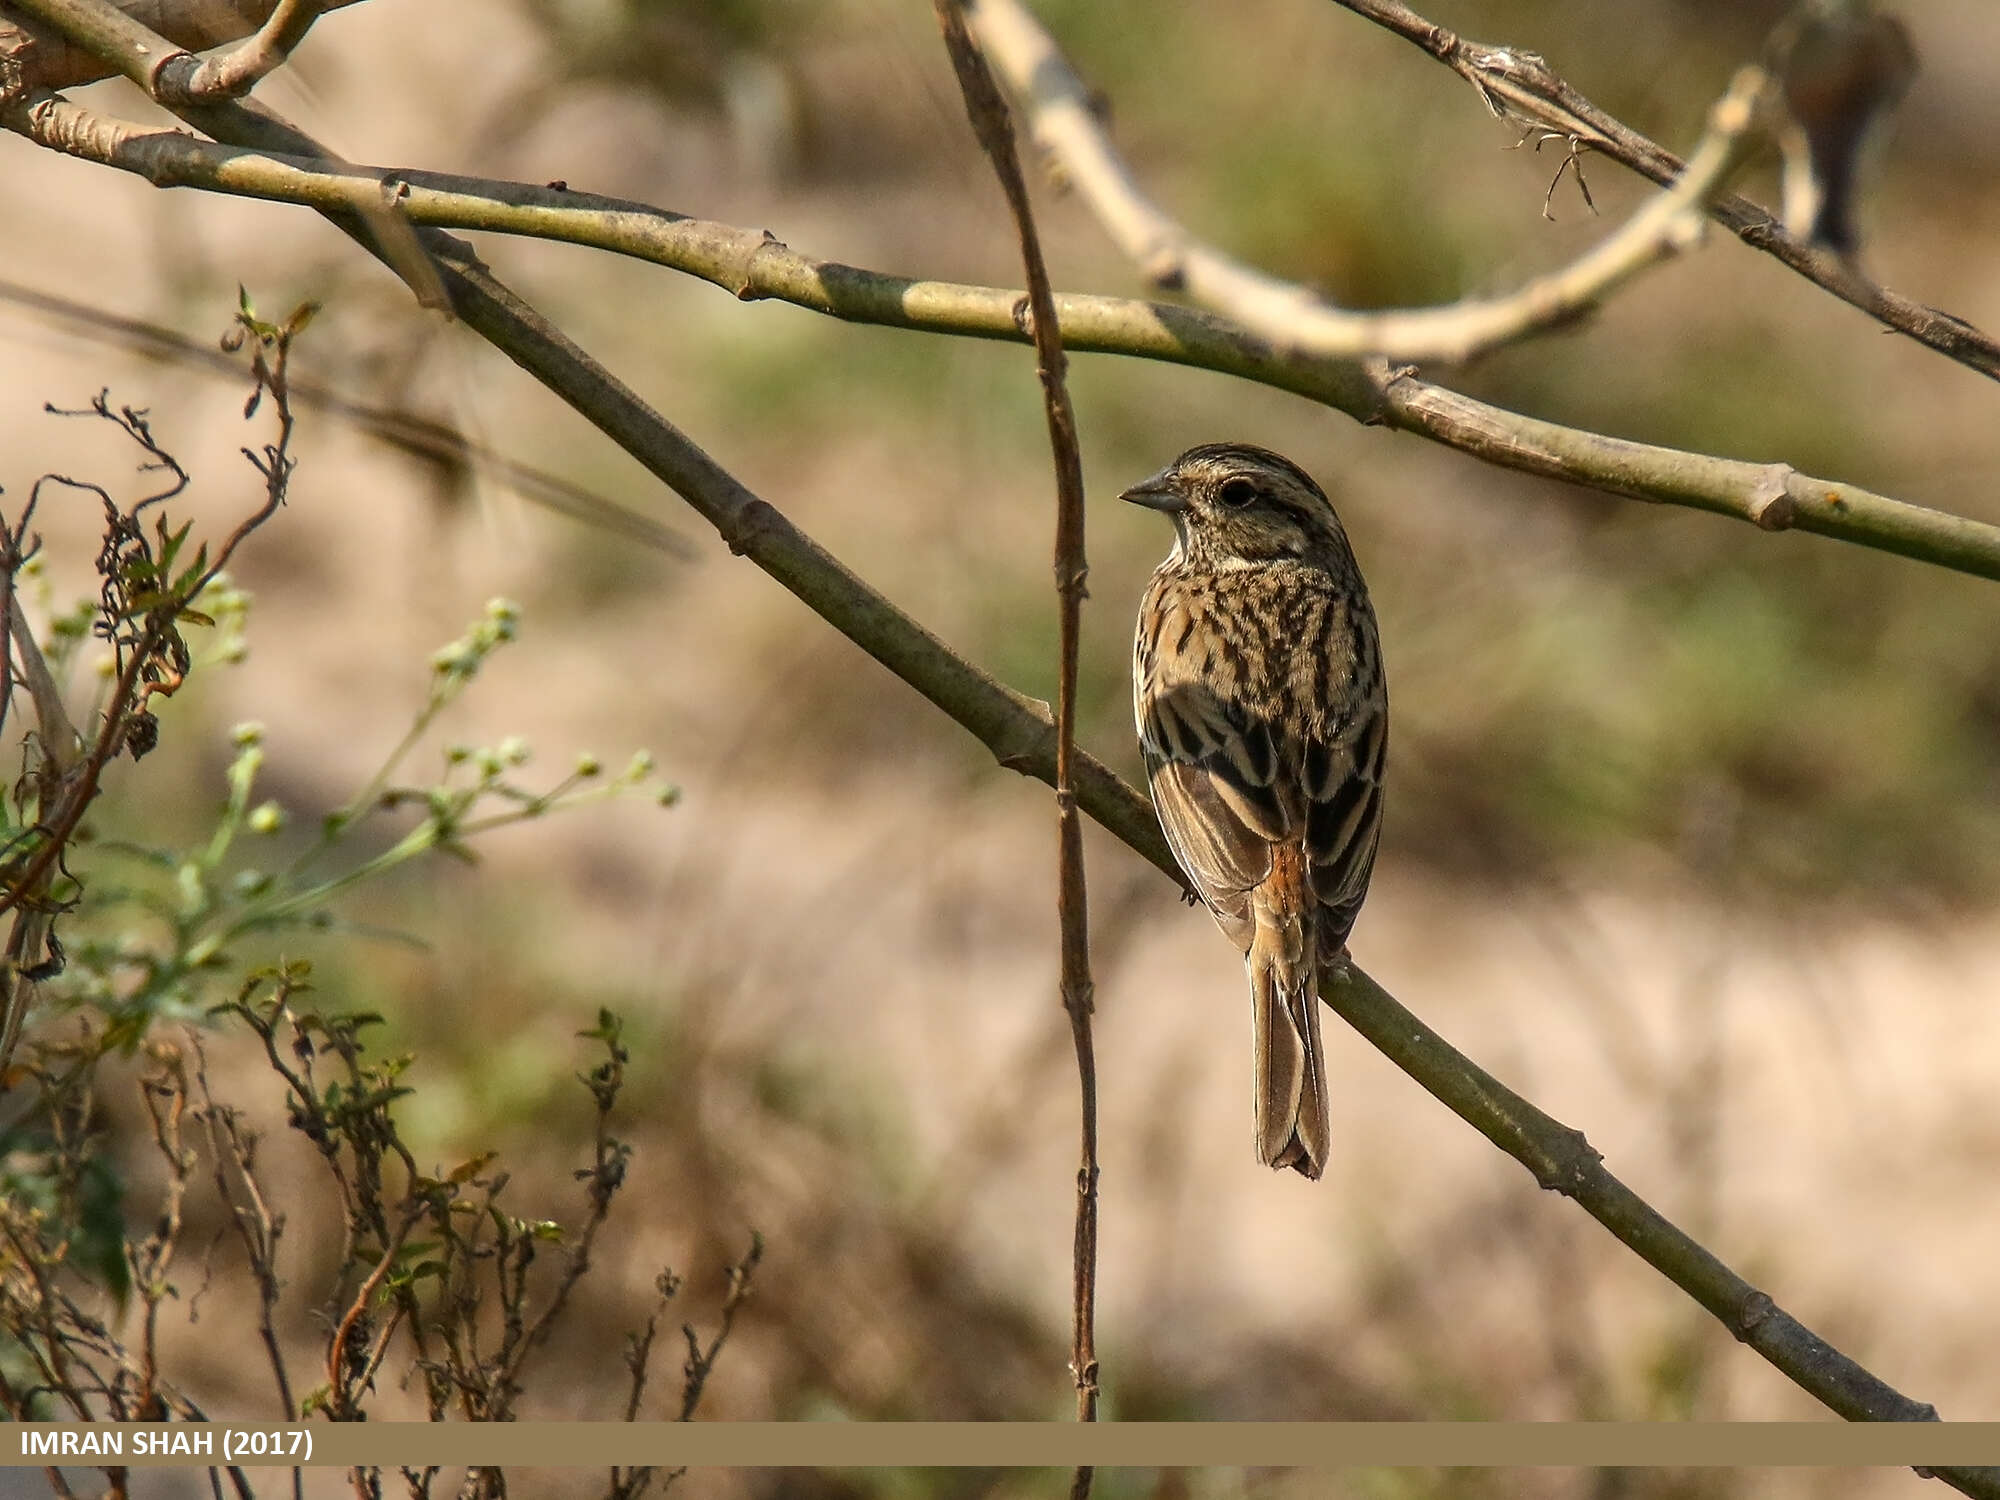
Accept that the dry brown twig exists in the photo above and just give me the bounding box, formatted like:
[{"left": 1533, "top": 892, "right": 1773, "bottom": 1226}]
[
  {"left": 606, "top": 1270, "right": 681, "bottom": 1500},
  {"left": 936, "top": 0, "right": 1102, "bottom": 1448},
  {"left": 191, "top": 1053, "right": 299, "bottom": 1420},
  {"left": 2, "top": 995, "right": 733, "bottom": 1499},
  {"left": 0, "top": 1037, "right": 260, "bottom": 1497},
  {"left": 676, "top": 1236, "right": 761, "bottom": 1423}
]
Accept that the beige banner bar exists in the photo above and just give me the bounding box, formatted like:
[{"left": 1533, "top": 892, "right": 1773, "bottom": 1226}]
[{"left": 7, "top": 1423, "right": 2000, "bottom": 1470}]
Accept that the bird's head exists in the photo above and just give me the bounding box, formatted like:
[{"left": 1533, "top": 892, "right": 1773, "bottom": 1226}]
[{"left": 1121, "top": 443, "right": 1356, "bottom": 571}]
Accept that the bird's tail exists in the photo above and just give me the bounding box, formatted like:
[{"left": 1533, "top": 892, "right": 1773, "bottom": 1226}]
[{"left": 1247, "top": 860, "right": 1330, "bottom": 1180}]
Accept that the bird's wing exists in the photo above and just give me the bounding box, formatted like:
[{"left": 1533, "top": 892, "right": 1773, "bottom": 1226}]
[
  {"left": 1303, "top": 696, "right": 1387, "bottom": 956},
  {"left": 1140, "top": 678, "right": 1286, "bottom": 949}
]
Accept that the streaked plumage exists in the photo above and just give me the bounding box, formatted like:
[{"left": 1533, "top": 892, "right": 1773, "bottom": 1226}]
[{"left": 1127, "top": 443, "right": 1386, "bottom": 1181}]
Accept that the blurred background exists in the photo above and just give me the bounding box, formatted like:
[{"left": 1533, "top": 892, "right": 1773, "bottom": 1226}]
[{"left": 4, "top": 0, "right": 2000, "bottom": 1496}]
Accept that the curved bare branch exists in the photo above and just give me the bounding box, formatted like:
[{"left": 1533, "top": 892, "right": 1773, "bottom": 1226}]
[{"left": 967, "top": 0, "right": 1764, "bottom": 368}]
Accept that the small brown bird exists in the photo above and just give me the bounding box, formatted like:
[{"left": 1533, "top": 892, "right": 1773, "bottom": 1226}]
[
  {"left": 1770, "top": 0, "right": 1917, "bottom": 257},
  {"left": 1127, "top": 444, "right": 1386, "bottom": 1181}
]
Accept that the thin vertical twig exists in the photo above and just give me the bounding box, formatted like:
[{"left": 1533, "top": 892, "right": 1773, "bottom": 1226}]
[{"left": 933, "top": 0, "right": 1100, "bottom": 1450}]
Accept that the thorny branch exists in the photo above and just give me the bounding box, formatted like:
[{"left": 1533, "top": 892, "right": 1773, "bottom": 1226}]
[{"left": 936, "top": 0, "right": 1101, "bottom": 1446}]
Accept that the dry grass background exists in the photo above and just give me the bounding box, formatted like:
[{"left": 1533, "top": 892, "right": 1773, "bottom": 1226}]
[{"left": 5, "top": 1, "right": 2000, "bottom": 1496}]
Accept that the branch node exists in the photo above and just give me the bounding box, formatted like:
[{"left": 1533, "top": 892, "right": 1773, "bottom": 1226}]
[
  {"left": 1363, "top": 359, "right": 1419, "bottom": 425},
  {"left": 146, "top": 51, "right": 202, "bottom": 108},
  {"left": 1528, "top": 1122, "right": 1600, "bottom": 1194},
  {"left": 990, "top": 708, "right": 1056, "bottom": 778},
  {"left": 1749, "top": 466, "right": 1798, "bottom": 530},
  {"left": 1139, "top": 242, "right": 1185, "bottom": 292},
  {"left": 1731, "top": 1288, "right": 1776, "bottom": 1341},
  {"left": 731, "top": 231, "right": 783, "bottom": 301},
  {"left": 722, "top": 498, "right": 782, "bottom": 557}
]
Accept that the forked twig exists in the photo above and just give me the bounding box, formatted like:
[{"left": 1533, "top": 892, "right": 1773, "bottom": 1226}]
[{"left": 1505, "top": 126, "right": 1599, "bottom": 220}]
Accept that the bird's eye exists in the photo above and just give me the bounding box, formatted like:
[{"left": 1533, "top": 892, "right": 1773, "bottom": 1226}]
[{"left": 1218, "top": 477, "right": 1259, "bottom": 509}]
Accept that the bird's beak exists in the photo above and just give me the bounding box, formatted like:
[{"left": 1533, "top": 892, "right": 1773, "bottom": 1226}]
[{"left": 1120, "top": 470, "right": 1188, "bottom": 513}]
